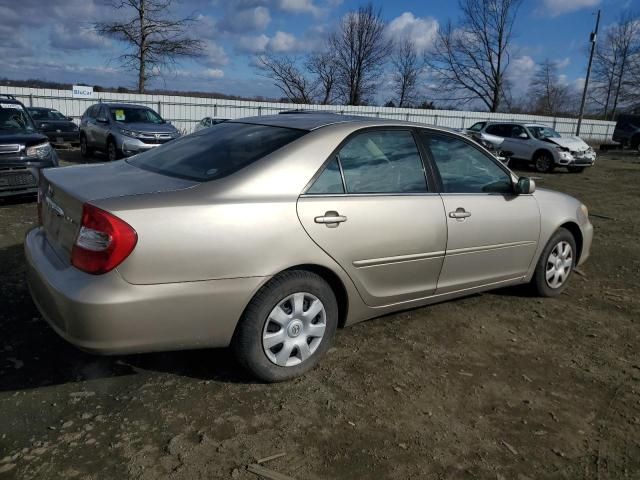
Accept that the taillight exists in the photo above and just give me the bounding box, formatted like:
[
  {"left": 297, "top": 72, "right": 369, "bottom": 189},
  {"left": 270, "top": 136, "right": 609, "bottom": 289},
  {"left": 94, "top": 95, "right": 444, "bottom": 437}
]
[{"left": 71, "top": 203, "right": 137, "bottom": 274}]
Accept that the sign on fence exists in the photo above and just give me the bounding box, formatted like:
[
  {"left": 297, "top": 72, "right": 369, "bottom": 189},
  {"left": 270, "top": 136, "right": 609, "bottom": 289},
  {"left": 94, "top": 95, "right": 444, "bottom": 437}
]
[{"left": 72, "top": 85, "right": 93, "bottom": 99}]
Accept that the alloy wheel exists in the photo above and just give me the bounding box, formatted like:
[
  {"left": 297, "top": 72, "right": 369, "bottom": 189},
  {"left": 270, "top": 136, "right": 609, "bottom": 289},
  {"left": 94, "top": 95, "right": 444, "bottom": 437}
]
[
  {"left": 108, "top": 141, "right": 116, "bottom": 161},
  {"left": 545, "top": 241, "right": 573, "bottom": 289},
  {"left": 535, "top": 154, "right": 552, "bottom": 173},
  {"left": 80, "top": 137, "right": 87, "bottom": 155},
  {"left": 262, "top": 292, "right": 327, "bottom": 367}
]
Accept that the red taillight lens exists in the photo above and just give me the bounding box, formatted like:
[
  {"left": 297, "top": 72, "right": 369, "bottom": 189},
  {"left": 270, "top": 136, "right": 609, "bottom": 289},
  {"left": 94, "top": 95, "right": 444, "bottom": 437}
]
[{"left": 71, "top": 203, "right": 138, "bottom": 274}]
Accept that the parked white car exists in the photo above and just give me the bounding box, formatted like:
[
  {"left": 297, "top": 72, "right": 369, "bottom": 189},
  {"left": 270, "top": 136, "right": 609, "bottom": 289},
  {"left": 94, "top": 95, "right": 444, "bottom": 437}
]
[
  {"left": 467, "top": 122, "right": 596, "bottom": 173},
  {"left": 194, "top": 117, "right": 229, "bottom": 132}
]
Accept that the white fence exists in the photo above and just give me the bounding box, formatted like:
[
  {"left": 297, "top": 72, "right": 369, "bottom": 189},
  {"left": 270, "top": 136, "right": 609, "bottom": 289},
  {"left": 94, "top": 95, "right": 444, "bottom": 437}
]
[{"left": 1, "top": 85, "right": 616, "bottom": 141}]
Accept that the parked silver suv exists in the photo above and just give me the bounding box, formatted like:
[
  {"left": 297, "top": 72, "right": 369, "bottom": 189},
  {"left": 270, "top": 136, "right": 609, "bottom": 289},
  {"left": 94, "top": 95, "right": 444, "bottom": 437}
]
[
  {"left": 467, "top": 122, "right": 596, "bottom": 173},
  {"left": 79, "top": 103, "right": 181, "bottom": 160}
]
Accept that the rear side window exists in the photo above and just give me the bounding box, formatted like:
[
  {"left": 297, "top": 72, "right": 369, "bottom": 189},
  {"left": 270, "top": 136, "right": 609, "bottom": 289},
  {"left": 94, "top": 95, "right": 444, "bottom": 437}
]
[
  {"left": 307, "top": 158, "right": 344, "bottom": 194},
  {"left": 129, "top": 122, "right": 306, "bottom": 182}
]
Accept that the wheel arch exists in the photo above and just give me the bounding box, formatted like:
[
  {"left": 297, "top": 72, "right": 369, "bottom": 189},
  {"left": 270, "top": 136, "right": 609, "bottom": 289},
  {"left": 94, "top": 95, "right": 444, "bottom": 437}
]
[
  {"left": 559, "top": 221, "right": 583, "bottom": 263},
  {"left": 281, "top": 264, "right": 349, "bottom": 328}
]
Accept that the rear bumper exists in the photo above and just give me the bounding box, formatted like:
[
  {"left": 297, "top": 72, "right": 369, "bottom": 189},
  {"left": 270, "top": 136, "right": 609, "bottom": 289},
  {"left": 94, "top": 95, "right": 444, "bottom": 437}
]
[{"left": 25, "top": 227, "right": 265, "bottom": 354}]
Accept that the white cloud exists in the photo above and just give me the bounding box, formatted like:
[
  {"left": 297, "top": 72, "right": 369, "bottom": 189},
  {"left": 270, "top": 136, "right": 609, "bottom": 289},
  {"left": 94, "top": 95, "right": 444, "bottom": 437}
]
[
  {"left": 200, "top": 42, "right": 229, "bottom": 67},
  {"left": 203, "top": 69, "right": 225, "bottom": 79},
  {"left": 220, "top": 6, "right": 271, "bottom": 33},
  {"left": 279, "top": 0, "right": 322, "bottom": 17},
  {"left": 386, "top": 12, "right": 439, "bottom": 53},
  {"left": 268, "top": 31, "right": 297, "bottom": 52},
  {"left": 508, "top": 55, "right": 537, "bottom": 94},
  {"left": 238, "top": 34, "right": 271, "bottom": 53},
  {"left": 50, "top": 25, "right": 110, "bottom": 50},
  {"left": 539, "top": 0, "right": 600, "bottom": 17},
  {"left": 556, "top": 57, "right": 571, "bottom": 69}
]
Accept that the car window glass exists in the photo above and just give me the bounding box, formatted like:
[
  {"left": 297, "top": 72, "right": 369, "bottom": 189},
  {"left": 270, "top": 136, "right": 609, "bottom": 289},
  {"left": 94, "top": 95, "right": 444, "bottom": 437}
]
[
  {"left": 0, "top": 103, "right": 35, "bottom": 132},
  {"left": 468, "top": 122, "right": 485, "bottom": 132},
  {"left": 338, "top": 130, "right": 427, "bottom": 194},
  {"left": 485, "top": 124, "right": 507, "bottom": 137},
  {"left": 511, "top": 125, "right": 527, "bottom": 138},
  {"left": 307, "top": 158, "right": 344, "bottom": 194},
  {"left": 109, "top": 107, "right": 163, "bottom": 124},
  {"left": 423, "top": 132, "right": 513, "bottom": 194},
  {"left": 129, "top": 122, "right": 306, "bottom": 182}
]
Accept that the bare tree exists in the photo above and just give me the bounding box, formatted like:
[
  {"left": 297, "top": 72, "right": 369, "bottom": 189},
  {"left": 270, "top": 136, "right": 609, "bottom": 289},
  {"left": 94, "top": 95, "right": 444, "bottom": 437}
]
[
  {"left": 528, "top": 59, "right": 573, "bottom": 115},
  {"left": 591, "top": 12, "right": 640, "bottom": 118},
  {"left": 95, "top": 0, "right": 204, "bottom": 93},
  {"left": 306, "top": 51, "right": 339, "bottom": 105},
  {"left": 257, "top": 55, "right": 315, "bottom": 104},
  {"left": 390, "top": 38, "right": 423, "bottom": 107},
  {"left": 329, "top": 3, "right": 392, "bottom": 105},
  {"left": 425, "top": 0, "right": 522, "bottom": 112}
]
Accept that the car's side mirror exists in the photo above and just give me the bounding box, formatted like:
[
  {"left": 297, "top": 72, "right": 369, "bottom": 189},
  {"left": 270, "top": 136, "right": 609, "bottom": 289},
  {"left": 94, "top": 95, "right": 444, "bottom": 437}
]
[
  {"left": 517, "top": 133, "right": 529, "bottom": 139},
  {"left": 96, "top": 117, "right": 108, "bottom": 124},
  {"left": 515, "top": 176, "right": 536, "bottom": 194}
]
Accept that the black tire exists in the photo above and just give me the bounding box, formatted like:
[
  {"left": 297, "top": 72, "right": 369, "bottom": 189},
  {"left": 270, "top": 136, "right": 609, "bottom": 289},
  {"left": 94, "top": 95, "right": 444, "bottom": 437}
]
[
  {"left": 534, "top": 151, "right": 555, "bottom": 173},
  {"left": 107, "top": 137, "right": 121, "bottom": 161},
  {"left": 531, "top": 227, "right": 577, "bottom": 297},
  {"left": 80, "top": 134, "right": 93, "bottom": 158},
  {"left": 232, "top": 270, "right": 338, "bottom": 382},
  {"left": 631, "top": 135, "right": 640, "bottom": 153},
  {"left": 567, "top": 166, "right": 586, "bottom": 173}
]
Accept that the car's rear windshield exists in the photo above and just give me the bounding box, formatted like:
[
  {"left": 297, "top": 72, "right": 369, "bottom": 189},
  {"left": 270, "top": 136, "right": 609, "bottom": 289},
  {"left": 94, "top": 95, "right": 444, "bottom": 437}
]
[{"left": 128, "top": 122, "right": 307, "bottom": 181}]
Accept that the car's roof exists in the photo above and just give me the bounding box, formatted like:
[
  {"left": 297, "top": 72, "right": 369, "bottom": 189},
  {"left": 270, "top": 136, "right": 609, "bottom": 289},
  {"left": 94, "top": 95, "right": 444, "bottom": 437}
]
[
  {"left": 99, "top": 103, "right": 153, "bottom": 109},
  {"left": 230, "top": 113, "right": 433, "bottom": 131},
  {"left": 485, "top": 121, "right": 551, "bottom": 128},
  {"left": 27, "top": 107, "right": 52, "bottom": 110}
]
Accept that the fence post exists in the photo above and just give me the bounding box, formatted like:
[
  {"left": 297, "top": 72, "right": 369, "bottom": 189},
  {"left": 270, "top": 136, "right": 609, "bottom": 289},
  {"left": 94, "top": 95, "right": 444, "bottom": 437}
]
[
  {"left": 157, "top": 100, "right": 162, "bottom": 116},
  {"left": 434, "top": 115, "right": 438, "bottom": 126},
  {"left": 258, "top": 106, "right": 262, "bottom": 116},
  {"left": 214, "top": 104, "right": 217, "bottom": 117},
  {"left": 28, "top": 94, "right": 33, "bottom": 107},
  {"left": 552, "top": 117, "right": 557, "bottom": 129}
]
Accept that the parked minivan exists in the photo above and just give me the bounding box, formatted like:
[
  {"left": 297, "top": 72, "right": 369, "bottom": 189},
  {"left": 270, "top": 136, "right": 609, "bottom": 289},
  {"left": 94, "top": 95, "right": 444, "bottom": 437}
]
[
  {"left": 612, "top": 114, "right": 640, "bottom": 151},
  {"left": 79, "top": 103, "right": 181, "bottom": 160}
]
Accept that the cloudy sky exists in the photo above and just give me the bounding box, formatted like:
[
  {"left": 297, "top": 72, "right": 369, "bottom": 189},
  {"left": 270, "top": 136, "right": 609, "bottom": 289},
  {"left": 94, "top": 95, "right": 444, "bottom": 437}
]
[{"left": 0, "top": 0, "right": 636, "bottom": 102}]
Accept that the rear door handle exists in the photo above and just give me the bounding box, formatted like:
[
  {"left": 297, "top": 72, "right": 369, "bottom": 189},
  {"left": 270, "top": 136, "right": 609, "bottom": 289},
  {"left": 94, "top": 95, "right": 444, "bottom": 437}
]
[
  {"left": 449, "top": 208, "right": 471, "bottom": 219},
  {"left": 314, "top": 211, "right": 347, "bottom": 228}
]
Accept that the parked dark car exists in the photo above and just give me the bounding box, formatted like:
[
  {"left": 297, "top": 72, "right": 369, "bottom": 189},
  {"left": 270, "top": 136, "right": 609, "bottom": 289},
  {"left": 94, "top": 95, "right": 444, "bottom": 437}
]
[
  {"left": 79, "top": 103, "right": 181, "bottom": 161},
  {"left": 0, "top": 95, "right": 59, "bottom": 198},
  {"left": 27, "top": 107, "right": 80, "bottom": 147},
  {"left": 612, "top": 114, "right": 640, "bottom": 151}
]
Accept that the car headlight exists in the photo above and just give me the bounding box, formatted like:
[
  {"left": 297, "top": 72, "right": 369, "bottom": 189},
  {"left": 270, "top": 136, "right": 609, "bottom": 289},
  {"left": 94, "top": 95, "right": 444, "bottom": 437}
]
[
  {"left": 578, "top": 204, "right": 589, "bottom": 224},
  {"left": 120, "top": 129, "right": 143, "bottom": 138},
  {"left": 26, "top": 142, "right": 52, "bottom": 159}
]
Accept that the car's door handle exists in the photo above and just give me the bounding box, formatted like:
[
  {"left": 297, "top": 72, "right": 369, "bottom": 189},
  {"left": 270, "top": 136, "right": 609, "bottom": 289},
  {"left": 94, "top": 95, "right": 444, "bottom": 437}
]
[
  {"left": 314, "top": 211, "right": 347, "bottom": 227},
  {"left": 449, "top": 208, "right": 471, "bottom": 219}
]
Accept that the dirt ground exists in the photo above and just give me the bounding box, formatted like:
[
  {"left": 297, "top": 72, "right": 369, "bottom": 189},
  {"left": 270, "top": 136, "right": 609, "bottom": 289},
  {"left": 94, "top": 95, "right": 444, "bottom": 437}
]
[{"left": 0, "top": 149, "right": 639, "bottom": 480}]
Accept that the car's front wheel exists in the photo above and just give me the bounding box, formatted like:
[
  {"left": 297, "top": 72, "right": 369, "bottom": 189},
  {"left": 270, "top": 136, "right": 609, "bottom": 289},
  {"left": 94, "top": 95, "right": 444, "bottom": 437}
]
[
  {"left": 107, "top": 138, "right": 121, "bottom": 161},
  {"left": 531, "top": 228, "right": 577, "bottom": 297},
  {"left": 80, "top": 134, "right": 93, "bottom": 158},
  {"left": 232, "top": 270, "right": 338, "bottom": 382},
  {"left": 534, "top": 151, "right": 555, "bottom": 173}
]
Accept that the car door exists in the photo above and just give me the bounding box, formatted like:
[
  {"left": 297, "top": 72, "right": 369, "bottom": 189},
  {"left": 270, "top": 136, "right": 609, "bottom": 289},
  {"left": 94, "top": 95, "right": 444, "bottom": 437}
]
[
  {"left": 297, "top": 129, "right": 447, "bottom": 307},
  {"left": 82, "top": 105, "right": 98, "bottom": 146},
  {"left": 419, "top": 130, "right": 540, "bottom": 294},
  {"left": 486, "top": 124, "right": 526, "bottom": 160},
  {"left": 94, "top": 105, "right": 110, "bottom": 147}
]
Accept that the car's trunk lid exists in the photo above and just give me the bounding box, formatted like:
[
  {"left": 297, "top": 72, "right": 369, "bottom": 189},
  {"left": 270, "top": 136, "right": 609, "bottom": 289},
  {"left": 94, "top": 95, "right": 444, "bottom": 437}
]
[{"left": 40, "top": 160, "right": 198, "bottom": 260}]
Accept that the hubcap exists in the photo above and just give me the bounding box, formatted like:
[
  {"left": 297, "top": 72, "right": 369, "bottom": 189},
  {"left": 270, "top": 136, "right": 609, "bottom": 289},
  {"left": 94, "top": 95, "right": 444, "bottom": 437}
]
[
  {"left": 545, "top": 241, "right": 573, "bottom": 289},
  {"left": 537, "top": 155, "right": 550, "bottom": 171},
  {"left": 262, "top": 292, "right": 327, "bottom": 367}
]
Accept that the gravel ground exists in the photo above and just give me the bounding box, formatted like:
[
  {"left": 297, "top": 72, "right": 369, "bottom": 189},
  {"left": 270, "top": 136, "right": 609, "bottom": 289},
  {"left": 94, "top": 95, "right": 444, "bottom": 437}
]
[{"left": 0, "top": 149, "right": 639, "bottom": 479}]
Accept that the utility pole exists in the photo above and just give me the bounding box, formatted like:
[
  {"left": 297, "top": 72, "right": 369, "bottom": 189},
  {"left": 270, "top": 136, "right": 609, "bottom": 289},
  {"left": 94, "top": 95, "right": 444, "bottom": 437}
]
[{"left": 576, "top": 9, "right": 601, "bottom": 136}]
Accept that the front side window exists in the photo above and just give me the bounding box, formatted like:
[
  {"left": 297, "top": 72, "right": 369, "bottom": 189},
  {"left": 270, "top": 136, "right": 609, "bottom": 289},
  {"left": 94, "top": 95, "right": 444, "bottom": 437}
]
[
  {"left": 129, "top": 122, "right": 306, "bottom": 182},
  {"left": 109, "top": 107, "right": 163, "bottom": 124},
  {"left": 528, "top": 126, "right": 561, "bottom": 139},
  {"left": 511, "top": 125, "right": 529, "bottom": 139},
  {"left": 422, "top": 132, "right": 513, "bottom": 194},
  {"left": 485, "top": 124, "right": 510, "bottom": 137},
  {"left": 468, "top": 122, "right": 485, "bottom": 132}
]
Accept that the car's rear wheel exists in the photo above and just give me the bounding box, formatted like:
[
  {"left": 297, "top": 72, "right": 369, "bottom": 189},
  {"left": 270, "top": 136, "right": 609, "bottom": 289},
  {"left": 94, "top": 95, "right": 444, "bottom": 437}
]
[
  {"left": 232, "top": 270, "right": 338, "bottom": 382},
  {"left": 107, "top": 138, "right": 121, "bottom": 161},
  {"left": 80, "top": 134, "right": 93, "bottom": 158},
  {"left": 567, "top": 166, "right": 585, "bottom": 173},
  {"left": 534, "top": 152, "right": 555, "bottom": 173},
  {"left": 531, "top": 228, "right": 577, "bottom": 297}
]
